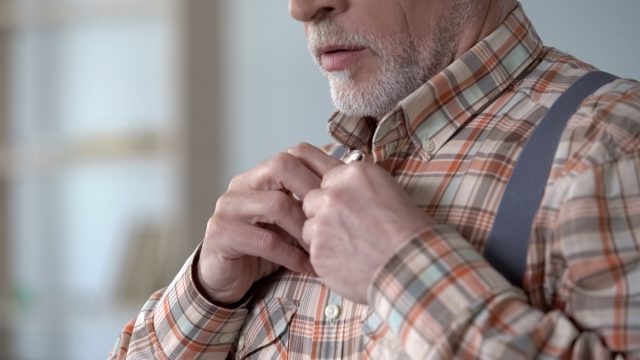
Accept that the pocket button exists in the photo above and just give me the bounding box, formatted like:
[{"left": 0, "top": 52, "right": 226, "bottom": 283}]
[{"left": 324, "top": 304, "right": 341, "bottom": 320}]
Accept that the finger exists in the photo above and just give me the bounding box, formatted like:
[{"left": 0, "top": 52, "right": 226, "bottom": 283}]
[
  {"left": 320, "top": 161, "right": 374, "bottom": 190},
  {"left": 300, "top": 217, "right": 318, "bottom": 253},
  {"left": 262, "top": 223, "right": 304, "bottom": 250},
  {"left": 319, "top": 162, "right": 349, "bottom": 190},
  {"left": 216, "top": 190, "right": 305, "bottom": 240},
  {"left": 287, "top": 142, "right": 344, "bottom": 178},
  {"left": 229, "top": 152, "right": 322, "bottom": 199},
  {"left": 221, "top": 220, "right": 313, "bottom": 273},
  {"left": 301, "top": 188, "right": 323, "bottom": 219}
]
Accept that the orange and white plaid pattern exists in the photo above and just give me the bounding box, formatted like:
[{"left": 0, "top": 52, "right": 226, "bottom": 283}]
[{"left": 111, "top": 4, "right": 640, "bottom": 359}]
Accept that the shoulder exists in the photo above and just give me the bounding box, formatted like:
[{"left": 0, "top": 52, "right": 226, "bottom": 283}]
[
  {"left": 516, "top": 47, "right": 640, "bottom": 175},
  {"left": 563, "top": 76, "right": 640, "bottom": 173},
  {"left": 517, "top": 47, "right": 597, "bottom": 107}
]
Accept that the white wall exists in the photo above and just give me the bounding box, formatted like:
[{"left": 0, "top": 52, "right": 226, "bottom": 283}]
[
  {"left": 520, "top": 0, "right": 640, "bottom": 80},
  {"left": 219, "top": 1, "right": 640, "bottom": 181},
  {"left": 220, "top": 2, "right": 333, "bottom": 181}
]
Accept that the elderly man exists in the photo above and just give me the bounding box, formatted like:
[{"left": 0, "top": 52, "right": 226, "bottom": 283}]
[{"left": 112, "top": 0, "right": 640, "bottom": 358}]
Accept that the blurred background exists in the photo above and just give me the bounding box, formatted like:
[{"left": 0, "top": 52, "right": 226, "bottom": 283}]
[{"left": 0, "top": 0, "right": 637, "bottom": 359}]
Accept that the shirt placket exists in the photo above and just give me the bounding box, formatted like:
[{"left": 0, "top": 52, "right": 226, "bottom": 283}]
[{"left": 369, "top": 111, "right": 409, "bottom": 167}]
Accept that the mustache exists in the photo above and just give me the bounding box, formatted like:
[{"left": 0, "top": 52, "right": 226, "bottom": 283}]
[{"left": 307, "top": 21, "right": 375, "bottom": 56}]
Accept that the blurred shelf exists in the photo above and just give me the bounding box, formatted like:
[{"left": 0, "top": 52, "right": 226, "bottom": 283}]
[
  {"left": 0, "top": 296, "right": 9, "bottom": 328},
  {"left": 1, "top": 291, "right": 145, "bottom": 330},
  {"left": 0, "top": 130, "right": 177, "bottom": 178},
  {"left": 4, "top": 296, "right": 143, "bottom": 359},
  {"left": 0, "top": 0, "right": 173, "bottom": 29},
  {"left": 0, "top": 1, "right": 221, "bottom": 357}
]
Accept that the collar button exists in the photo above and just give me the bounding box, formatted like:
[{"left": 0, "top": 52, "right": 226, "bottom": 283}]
[
  {"left": 422, "top": 138, "right": 436, "bottom": 154},
  {"left": 346, "top": 150, "right": 366, "bottom": 163}
]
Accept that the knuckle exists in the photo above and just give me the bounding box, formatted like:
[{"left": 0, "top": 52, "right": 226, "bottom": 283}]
[
  {"left": 204, "top": 216, "right": 224, "bottom": 238},
  {"left": 227, "top": 175, "right": 243, "bottom": 190},
  {"left": 270, "top": 152, "right": 295, "bottom": 173},
  {"left": 213, "top": 194, "right": 232, "bottom": 214},
  {"left": 289, "top": 142, "right": 312, "bottom": 155},
  {"left": 324, "top": 189, "right": 344, "bottom": 207}
]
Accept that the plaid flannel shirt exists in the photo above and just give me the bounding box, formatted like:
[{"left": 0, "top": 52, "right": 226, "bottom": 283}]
[{"left": 111, "top": 4, "right": 640, "bottom": 359}]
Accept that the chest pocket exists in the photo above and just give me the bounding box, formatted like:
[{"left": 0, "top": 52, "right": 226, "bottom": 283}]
[{"left": 235, "top": 297, "right": 298, "bottom": 359}]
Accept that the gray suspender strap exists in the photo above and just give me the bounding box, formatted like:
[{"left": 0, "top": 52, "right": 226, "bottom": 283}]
[{"left": 484, "top": 71, "right": 618, "bottom": 287}]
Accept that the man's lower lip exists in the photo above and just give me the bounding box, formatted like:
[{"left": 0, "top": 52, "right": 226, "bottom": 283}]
[{"left": 320, "top": 49, "right": 366, "bottom": 72}]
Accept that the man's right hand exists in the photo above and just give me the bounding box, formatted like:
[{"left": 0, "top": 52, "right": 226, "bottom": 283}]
[{"left": 196, "top": 147, "right": 325, "bottom": 305}]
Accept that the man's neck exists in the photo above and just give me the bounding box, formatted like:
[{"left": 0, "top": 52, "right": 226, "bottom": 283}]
[{"left": 455, "top": 0, "right": 518, "bottom": 59}]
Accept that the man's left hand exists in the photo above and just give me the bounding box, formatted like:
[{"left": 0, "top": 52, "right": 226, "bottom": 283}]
[{"left": 290, "top": 143, "right": 433, "bottom": 304}]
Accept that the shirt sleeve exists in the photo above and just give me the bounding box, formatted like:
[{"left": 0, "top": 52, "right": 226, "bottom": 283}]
[
  {"left": 109, "top": 246, "right": 249, "bottom": 359},
  {"left": 368, "top": 153, "right": 640, "bottom": 359}
]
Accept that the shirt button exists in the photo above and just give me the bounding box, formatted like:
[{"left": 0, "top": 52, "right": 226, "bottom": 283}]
[
  {"left": 324, "top": 304, "right": 341, "bottom": 320},
  {"left": 237, "top": 335, "right": 245, "bottom": 351},
  {"left": 422, "top": 138, "right": 435, "bottom": 153}
]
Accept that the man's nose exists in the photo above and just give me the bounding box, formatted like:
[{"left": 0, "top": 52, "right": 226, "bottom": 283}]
[{"left": 289, "top": 0, "right": 347, "bottom": 22}]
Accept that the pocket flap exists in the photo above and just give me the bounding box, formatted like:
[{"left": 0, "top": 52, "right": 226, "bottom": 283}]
[{"left": 237, "top": 297, "right": 298, "bottom": 358}]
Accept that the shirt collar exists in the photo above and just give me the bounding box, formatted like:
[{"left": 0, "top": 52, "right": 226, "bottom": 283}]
[{"left": 328, "top": 4, "right": 544, "bottom": 160}]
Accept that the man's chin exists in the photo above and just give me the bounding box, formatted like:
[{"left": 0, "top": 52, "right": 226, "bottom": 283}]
[
  {"left": 327, "top": 72, "right": 403, "bottom": 118},
  {"left": 331, "top": 94, "right": 388, "bottom": 119},
  {"left": 325, "top": 69, "right": 354, "bottom": 83},
  {"left": 329, "top": 83, "right": 365, "bottom": 116}
]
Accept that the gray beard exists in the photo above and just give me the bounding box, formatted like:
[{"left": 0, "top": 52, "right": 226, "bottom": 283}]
[
  {"left": 324, "top": 47, "right": 428, "bottom": 119},
  {"left": 314, "top": 1, "right": 475, "bottom": 119}
]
